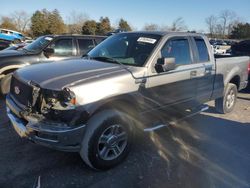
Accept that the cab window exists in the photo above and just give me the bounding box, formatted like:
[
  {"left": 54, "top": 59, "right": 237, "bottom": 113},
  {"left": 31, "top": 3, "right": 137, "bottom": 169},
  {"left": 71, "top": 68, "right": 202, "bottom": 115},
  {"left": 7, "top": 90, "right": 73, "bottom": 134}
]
[
  {"left": 77, "top": 39, "right": 95, "bottom": 55},
  {"left": 161, "top": 38, "right": 191, "bottom": 65},
  {"left": 194, "top": 37, "right": 210, "bottom": 62},
  {"left": 49, "top": 39, "right": 73, "bottom": 56}
]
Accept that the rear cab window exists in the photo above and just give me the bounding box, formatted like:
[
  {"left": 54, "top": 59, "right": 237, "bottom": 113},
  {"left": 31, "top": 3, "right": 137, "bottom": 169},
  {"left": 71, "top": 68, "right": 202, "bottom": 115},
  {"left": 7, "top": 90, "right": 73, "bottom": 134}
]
[
  {"left": 77, "top": 38, "right": 95, "bottom": 55},
  {"left": 194, "top": 37, "right": 210, "bottom": 63}
]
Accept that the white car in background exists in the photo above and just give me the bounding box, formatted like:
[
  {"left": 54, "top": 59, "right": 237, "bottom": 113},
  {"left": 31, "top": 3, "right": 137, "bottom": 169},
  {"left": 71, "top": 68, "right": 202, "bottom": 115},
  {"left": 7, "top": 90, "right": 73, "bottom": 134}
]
[{"left": 214, "top": 45, "right": 227, "bottom": 54}]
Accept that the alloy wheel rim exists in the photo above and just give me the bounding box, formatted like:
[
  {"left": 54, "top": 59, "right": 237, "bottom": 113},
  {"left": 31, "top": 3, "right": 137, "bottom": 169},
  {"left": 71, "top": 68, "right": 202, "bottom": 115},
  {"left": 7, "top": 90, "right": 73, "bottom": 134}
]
[
  {"left": 226, "top": 89, "right": 235, "bottom": 109},
  {"left": 97, "top": 124, "right": 128, "bottom": 161}
]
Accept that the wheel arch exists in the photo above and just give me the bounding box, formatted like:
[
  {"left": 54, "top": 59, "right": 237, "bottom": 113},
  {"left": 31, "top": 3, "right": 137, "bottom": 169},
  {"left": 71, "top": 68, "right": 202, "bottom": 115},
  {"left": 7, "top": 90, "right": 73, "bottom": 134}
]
[
  {"left": 228, "top": 75, "right": 240, "bottom": 90},
  {"left": 85, "top": 94, "right": 141, "bottom": 120}
]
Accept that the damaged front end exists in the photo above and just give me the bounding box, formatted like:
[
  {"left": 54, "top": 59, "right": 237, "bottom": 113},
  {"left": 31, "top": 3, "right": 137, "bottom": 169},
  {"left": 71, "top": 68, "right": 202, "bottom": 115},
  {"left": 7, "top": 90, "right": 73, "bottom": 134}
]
[{"left": 6, "top": 76, "right": 89, "bottom": 151}]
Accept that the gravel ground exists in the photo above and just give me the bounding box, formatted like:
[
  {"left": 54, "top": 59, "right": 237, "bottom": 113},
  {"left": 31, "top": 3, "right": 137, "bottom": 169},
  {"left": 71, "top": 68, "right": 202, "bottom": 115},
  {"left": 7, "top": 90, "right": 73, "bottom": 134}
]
[{"left": 0, "top": 90, "right": 249, "bottom": 188}]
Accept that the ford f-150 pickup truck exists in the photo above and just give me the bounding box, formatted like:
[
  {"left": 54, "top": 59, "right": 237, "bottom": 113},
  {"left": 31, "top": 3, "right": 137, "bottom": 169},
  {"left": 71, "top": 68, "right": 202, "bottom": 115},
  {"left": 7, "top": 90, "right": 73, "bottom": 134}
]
[
  {"left": 0, "top": 34, "right": 106, "bottom": 95},
  {"left": 6, "top": 32, "right": 249, "bottom": 170}
]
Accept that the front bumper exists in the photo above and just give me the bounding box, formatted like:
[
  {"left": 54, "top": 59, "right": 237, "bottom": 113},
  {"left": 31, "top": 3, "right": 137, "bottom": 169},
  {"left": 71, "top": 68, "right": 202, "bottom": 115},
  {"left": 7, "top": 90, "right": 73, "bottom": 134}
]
[{"left": 6, "top": 95, "right": 86, "bottom": 152}]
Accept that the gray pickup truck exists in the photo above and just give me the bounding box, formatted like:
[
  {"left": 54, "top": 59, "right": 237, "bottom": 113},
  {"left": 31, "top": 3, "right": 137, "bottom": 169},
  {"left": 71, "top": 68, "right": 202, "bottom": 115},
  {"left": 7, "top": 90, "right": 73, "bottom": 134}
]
[{"left": 6, "top": 32, "right": 249, "bottom": 170}]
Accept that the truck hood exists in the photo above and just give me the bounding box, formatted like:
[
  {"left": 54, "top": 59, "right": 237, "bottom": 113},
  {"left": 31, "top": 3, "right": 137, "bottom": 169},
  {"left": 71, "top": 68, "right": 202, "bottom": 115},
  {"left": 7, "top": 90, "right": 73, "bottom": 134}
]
[
  {"left": 15, "top": 59, "right": 136, "bottom": 90},
  {"left": 0, "top": 49, "right": 25, "bottom": 57}
]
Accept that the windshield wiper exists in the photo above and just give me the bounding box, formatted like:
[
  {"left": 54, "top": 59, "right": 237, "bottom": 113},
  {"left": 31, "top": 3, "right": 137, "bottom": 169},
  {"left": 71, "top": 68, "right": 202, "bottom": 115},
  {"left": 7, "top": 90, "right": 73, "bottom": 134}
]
[
  {"left": 91, "top": 56, "right": 121, "bottom": 65},
  {"left": 82, "top": 54, "right": 91, "bottom": 59}
]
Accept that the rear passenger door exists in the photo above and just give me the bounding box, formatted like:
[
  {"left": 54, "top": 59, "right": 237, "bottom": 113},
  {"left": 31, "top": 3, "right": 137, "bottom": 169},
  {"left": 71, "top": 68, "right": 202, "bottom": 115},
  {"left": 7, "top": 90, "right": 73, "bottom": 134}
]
[
  {"left": 77, "top": 38, "right": 95, "bottom": 56},
  {"left": 192, "top": 37, "right": 215, "bottom": 104}
]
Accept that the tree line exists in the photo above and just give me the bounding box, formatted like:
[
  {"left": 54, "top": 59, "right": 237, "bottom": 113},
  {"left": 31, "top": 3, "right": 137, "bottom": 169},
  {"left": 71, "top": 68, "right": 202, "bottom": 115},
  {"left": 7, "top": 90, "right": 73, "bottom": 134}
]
[
  {"left": 0, "top": 9, "right": 249, "bottom": 39},
  {"left": 0, "top": 9, "right": 132, "bottom": 37},
  {"left": 205, "top": 10, "right": 250, "bottom": 39}
]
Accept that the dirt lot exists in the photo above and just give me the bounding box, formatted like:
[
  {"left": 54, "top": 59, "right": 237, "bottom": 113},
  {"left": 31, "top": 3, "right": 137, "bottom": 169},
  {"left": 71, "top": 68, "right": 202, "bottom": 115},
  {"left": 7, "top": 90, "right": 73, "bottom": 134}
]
[{"left": 0, "top": 90, "right": 249, "bottom": 188}]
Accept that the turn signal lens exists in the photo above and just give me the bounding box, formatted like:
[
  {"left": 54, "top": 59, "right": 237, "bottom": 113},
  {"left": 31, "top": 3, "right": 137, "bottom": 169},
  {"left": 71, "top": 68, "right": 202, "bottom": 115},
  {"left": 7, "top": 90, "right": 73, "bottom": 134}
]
[{"left": 70, "top": 97, "right": 76, "bottom": 105}]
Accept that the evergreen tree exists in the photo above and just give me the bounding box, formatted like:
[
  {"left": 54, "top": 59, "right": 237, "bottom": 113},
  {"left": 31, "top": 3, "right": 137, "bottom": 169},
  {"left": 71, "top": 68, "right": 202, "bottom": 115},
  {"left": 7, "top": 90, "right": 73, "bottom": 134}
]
[
  {"left": 82, "top": 20, "right": 97, "bottom": 35},
  {"left": 96, "top": 17, "right": 112, "bottom": 35},
  {"left": 47, "top": 9, "right": 66, "bottom": 34},
  {"left": 30, "top": 10, "right": 48, "bottom": 37},
  {"left": 118, "top": 18, "right": 132, "bottom": 31},
  {"left": 230, "top": 23, "right": 250, "bottom": 39}
]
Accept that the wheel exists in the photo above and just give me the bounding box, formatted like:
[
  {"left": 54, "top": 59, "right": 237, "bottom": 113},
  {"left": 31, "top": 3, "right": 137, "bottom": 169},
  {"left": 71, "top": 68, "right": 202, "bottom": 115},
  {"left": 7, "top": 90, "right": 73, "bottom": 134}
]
[
  {"left": 13, "top": 39, "right": 21, "bottom": 44},
  {"left": 215, "top": 83, "right": 237, "bottom": 114},
  {"left": 80, "top": 109, "right": 134, "bottom": 170},
  {"left": 0, "top": 73, "right": 12, "bottom": 95}
]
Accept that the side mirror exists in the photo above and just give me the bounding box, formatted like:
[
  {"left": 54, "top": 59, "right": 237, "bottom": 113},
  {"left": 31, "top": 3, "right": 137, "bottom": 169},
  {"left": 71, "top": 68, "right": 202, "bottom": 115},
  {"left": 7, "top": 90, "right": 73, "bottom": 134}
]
[
  {"left": 43, "top": 48, "right": 54, "bottom": 58},
  {"left": 155, "top": 57, "right": 176, "bottom": 73}
]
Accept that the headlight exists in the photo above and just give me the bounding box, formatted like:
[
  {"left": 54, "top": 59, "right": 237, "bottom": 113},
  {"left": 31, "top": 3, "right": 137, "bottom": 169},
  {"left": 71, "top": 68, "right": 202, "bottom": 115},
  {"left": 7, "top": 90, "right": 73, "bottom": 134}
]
[{"left": 62, "top": 87, "right": 77, "bottom": 106}]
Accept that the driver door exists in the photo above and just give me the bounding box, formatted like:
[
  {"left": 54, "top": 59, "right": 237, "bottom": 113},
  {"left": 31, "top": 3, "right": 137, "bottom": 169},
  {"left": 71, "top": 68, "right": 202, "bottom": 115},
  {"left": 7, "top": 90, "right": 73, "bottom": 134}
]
[
  {"left": 143, "top": 37, "right": 198, "bottom": 115},
  {"left": 41, "top": 37, "right": 76, "bottom": 62}
]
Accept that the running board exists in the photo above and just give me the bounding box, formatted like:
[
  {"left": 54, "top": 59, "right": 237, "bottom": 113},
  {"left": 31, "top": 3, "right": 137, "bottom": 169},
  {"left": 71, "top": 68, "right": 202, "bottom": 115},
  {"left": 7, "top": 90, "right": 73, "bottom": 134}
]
[
  {"left": 144, "top": 124, "right": 169, "bottom": 132},
  {"left": 143, "top": 105, "right": 209, "bottom": 132}
]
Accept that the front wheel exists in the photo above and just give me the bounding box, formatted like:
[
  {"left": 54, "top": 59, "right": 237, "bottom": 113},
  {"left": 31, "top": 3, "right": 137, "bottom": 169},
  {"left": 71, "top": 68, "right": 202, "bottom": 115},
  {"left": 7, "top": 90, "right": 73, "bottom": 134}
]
[
  {"left": 215, "top": 83, "right": 237, "bottom": 114},
  {"left": 80, "top": 109, "right": 133, "bottom": 170}
]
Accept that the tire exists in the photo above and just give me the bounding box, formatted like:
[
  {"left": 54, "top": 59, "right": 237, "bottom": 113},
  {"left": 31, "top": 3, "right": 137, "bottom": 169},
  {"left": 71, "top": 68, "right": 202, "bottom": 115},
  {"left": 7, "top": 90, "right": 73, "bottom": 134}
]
[
  {"left": 215, "top": 83, "right": 237, "bottom": 114},
  {"left": 80, "top": 109, "right": 134, "bottom": 170},
  {"left": 13, "top": 39, "right": 21, "bottom": 44},
  {"left": 0, "top": 73, "right": 12, "bottom": 95}
]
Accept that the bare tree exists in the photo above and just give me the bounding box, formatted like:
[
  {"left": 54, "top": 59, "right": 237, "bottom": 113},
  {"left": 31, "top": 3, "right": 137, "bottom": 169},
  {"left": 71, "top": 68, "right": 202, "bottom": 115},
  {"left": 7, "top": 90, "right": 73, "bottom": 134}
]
[
  {"left": 11, "top": 11, "right": 31, "bottom": 32},
  {"left": 143, "top": 23, "right": 159, "bottom": 31},
  {"left": 205, "top": 15, "right": 217, "bottom": 37},
  {"left": 219, "top": 10, "right": 236, "bottom": 37},
  {"left": 170, "top": 17, "right": 187, "bottom": 31},
  {"left": 67, "top": 11, "right": 89, "bottom": 34}
]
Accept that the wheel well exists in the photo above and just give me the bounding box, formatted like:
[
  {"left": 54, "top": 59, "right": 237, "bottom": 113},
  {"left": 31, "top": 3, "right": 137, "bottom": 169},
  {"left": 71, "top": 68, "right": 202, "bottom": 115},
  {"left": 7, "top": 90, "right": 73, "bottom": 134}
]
[
  {"left": 2, "top": 69, "right": 17, "bottom": 75},
  {"left": 229, "top": 75, "right": 240, "bottom": 90}
]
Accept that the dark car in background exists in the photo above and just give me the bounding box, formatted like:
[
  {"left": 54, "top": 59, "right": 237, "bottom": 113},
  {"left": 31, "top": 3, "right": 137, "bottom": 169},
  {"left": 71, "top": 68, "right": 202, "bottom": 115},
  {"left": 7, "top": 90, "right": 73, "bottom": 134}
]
[
  {"left": 231, "top": 40, "right": 250, "bottom": 86},
  {"left": 0, "top": 40, "right": 12, "bottom": 50},
  {"left": 231, "top": 40, "right": 250, "bottom": 56},
  {"left": 0, "top": 34, "right": 106, "bottom": 94}
]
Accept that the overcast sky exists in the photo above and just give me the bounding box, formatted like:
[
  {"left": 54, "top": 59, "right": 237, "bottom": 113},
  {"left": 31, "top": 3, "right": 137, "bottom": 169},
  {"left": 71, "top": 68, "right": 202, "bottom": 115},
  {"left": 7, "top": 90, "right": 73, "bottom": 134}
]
[{"left": 1, "top": 0, "right": 250, "bottom": 31}]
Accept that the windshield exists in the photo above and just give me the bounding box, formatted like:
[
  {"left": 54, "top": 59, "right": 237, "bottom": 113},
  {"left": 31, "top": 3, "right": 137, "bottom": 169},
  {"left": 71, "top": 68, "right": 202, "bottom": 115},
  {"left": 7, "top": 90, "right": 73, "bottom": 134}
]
[
  {"left": 23, "top": 36, "right": 54, "bottom": 52},
  {"left": 87, "top": 33, "right": 161, "bottom": 66}
]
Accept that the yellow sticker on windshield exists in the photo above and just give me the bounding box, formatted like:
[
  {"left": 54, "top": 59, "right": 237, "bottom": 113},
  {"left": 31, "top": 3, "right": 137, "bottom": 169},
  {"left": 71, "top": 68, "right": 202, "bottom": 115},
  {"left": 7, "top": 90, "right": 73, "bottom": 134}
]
[{"left": 137, "top": 37, "right": 156, "bottom": 44}]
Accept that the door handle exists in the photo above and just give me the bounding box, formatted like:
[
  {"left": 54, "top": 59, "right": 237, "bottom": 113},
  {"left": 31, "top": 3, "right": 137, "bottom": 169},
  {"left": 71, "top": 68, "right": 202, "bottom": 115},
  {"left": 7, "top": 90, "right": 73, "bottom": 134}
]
[{"left": 190, "top": 70, "right": 197, "bottom": 77}]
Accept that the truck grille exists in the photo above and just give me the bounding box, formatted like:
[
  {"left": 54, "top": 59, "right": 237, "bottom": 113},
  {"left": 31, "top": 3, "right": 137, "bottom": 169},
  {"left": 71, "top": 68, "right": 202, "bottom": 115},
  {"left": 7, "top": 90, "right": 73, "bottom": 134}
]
[{"left": 10, "top": 76, "right": 33, "bottom": 107}]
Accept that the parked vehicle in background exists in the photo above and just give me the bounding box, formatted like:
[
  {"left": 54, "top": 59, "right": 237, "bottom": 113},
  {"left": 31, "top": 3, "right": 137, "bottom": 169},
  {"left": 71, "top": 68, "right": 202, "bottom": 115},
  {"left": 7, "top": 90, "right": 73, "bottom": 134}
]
[
  {"left": 214, "top": 45, "right": 227, "bottom": 54},
  {"left": 0, "top": 28, "right": 25, "bottom": 43},
  {"left": 3, "top": 43, "right": 27, "bottom": 51},
  {"left": 231, "top": 40, "right": 250, "bottom": 86},
  {"left": 0, "top": 40, "right": 11, "bottom": 50},
  {"left": 107, "top": 29, "right": 127, "bottom": 36},
  {"left": 0, "top": 34, "right": 106, "bottom": 95},
  {"left": 6, "top": 32, "right": 249, "bottom": 170},
  {"left": 231, "top": 40, "right": 250, "bottom": 56}
]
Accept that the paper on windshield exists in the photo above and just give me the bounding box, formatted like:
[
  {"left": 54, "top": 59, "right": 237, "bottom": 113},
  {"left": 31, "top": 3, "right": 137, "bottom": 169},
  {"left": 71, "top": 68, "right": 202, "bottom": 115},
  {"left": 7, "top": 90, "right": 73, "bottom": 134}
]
[
  {"left": 45, "top": 37, "right": 53, "bottom": 41},
  {"left": 137, "top": 37, "right": 156, "bottom": 44}
]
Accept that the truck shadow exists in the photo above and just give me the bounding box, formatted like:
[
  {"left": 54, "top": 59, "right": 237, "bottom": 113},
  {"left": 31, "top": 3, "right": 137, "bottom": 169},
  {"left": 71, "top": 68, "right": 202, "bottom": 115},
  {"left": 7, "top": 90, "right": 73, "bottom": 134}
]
[{"left": 138, "top": 113, "right": 250, "bottom": 188}]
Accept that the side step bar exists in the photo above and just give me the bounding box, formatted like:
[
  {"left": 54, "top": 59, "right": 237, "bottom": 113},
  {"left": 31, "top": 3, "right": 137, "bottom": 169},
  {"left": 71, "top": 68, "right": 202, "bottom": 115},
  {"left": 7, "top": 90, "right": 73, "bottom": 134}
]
[
  {"left": 144, "top": 124, "right": 169, "bottom": 132},
  {"left": 143, "top": 105, "right": 209, "bottom": 132}
]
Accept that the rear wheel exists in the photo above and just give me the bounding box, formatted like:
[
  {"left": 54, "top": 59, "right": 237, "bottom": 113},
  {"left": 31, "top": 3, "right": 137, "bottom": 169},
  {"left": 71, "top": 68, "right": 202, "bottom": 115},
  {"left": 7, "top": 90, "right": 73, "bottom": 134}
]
[
  {"left": 215, "top": 83, "right": 237, "bottom": 114},
  {"left": 80, "top": 109, "right": 133, "bottom": 170}
]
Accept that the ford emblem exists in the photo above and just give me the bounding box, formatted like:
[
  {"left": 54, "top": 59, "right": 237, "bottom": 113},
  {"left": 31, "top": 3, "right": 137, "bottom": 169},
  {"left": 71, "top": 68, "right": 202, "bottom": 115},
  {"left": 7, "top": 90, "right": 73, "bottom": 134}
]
[{"left": 14, "top": 86, "right": 20, "bottom": 95}]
